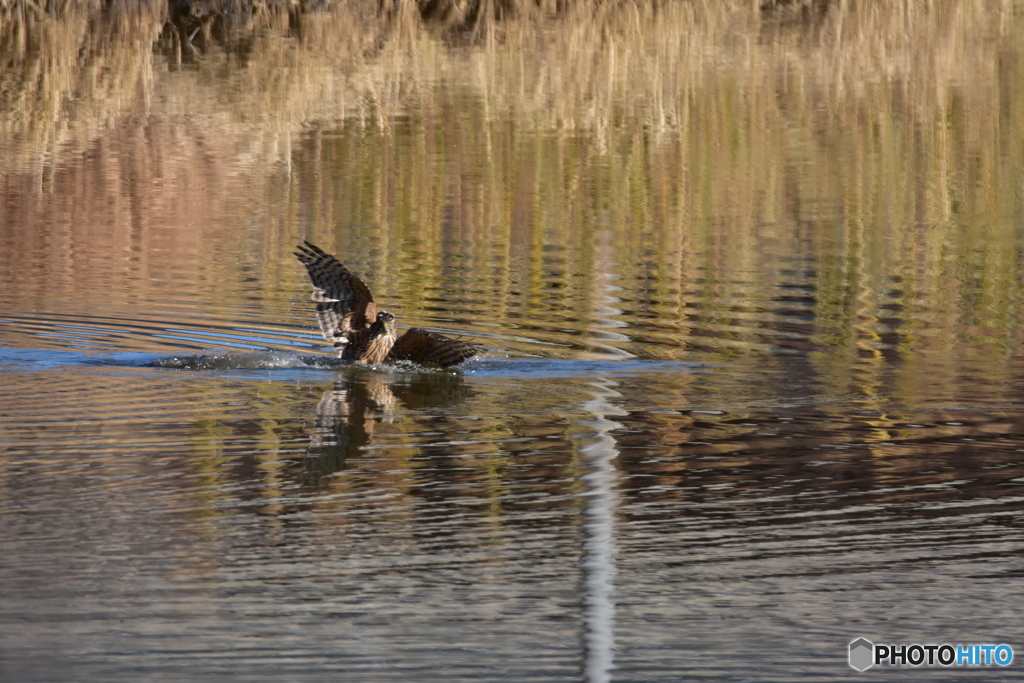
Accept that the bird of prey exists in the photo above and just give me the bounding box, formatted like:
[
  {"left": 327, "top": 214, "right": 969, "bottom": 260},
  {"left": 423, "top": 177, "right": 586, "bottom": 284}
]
[{"left": 295, "top": 241, "right": 478, "bottom": 367}]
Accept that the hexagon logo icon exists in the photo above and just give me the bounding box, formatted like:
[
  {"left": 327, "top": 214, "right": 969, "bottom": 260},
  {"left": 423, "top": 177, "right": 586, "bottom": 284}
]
[{"left": 849, "top": 638, "right": 874, "bottom": 671}]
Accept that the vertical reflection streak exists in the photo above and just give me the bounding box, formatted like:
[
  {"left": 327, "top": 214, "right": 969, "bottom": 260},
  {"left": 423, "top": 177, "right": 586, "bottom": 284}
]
[{"left": 578, "top": 377, "right": 625, "bottom": 683}]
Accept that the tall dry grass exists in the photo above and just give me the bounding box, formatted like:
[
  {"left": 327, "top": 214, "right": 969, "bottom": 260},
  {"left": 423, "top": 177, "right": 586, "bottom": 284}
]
[{"left": 2, "top": 1, "right": 1015, "bottom": 171}]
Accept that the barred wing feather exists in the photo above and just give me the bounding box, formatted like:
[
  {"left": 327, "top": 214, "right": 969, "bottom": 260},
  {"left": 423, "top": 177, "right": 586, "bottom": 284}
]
[
  {"left": 295, "top": 242, "right": 479, "bottom": 366},
  {"left": 389, "top": 328, "right": 478, "bottom": 367},
  {"left": 294, "top": 241, "right": 377, "bottom": 352}
]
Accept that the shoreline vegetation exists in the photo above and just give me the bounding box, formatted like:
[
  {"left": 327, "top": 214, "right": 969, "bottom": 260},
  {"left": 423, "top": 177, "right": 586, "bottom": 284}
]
[
  {"left": 2, "top": 0, "right": 1018, "bottom": 154},
  {"left": 2, "top": 0, "right": 1019, "bottom": 230},
  {"left": 3, "top": 0, "right": 1019, "bottom": 221}
]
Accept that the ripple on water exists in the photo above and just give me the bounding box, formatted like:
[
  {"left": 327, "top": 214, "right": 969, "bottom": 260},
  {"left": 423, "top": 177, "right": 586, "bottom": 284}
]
[{"left": 2, "top": 345, "right": 1024, "bottom": 680}]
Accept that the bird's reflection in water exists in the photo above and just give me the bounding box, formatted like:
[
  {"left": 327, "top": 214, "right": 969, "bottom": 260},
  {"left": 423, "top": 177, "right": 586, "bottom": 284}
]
[{"left": 301, "top": 367, "right": 473, "bottom": 487}]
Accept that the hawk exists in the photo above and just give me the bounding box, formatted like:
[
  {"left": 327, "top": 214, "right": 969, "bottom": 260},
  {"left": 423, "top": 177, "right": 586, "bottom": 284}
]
[{"left": 295, "top": 241, "right": 478, "bottom": 367}]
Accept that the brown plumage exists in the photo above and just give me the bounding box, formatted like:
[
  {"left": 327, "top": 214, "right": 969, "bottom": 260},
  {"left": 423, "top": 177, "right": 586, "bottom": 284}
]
[{"left": 295, "top": 241, "right": 478, "bottom": 367}]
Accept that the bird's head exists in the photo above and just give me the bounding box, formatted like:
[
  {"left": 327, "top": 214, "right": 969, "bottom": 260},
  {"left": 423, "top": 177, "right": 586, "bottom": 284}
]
[{"left": 374, "top": 311, "right": 396, "bottom": 335}]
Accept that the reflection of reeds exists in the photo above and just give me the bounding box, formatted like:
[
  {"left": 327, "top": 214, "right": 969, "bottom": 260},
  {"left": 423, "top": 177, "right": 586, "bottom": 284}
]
[
  {"left": 0, "top": 1, "right": 164, "bottom": 173},
  {"left": 1, "top": 1, "right": 1022, "bottom": 380}
]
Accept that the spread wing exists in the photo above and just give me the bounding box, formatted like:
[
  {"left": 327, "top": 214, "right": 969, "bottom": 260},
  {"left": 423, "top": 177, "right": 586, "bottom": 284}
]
[
  {"left": 295, "top": 241, "right": 377, "bottom": 352},
  {"left": 388, "top": 327, "right": 478, "bottom": 367}
]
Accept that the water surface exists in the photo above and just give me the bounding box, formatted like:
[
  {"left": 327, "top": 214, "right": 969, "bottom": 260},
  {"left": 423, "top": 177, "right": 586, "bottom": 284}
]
[{"left": 3, "top": 3, "right": 1024, "bottom": 681}]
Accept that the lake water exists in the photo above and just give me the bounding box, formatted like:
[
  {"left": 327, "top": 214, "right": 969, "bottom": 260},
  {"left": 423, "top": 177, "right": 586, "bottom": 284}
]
[{"left": 2, "top": 3, "right": 1024, "bottom": 680}]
